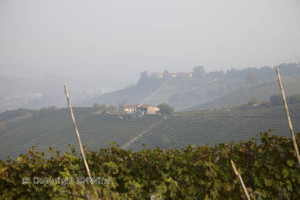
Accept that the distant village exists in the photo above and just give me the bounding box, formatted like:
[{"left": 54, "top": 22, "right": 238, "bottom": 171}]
[{"left": 149, "top": 71, "right": 193, "bottom": 79}]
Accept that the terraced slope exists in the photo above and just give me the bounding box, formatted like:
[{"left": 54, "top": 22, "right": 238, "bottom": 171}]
[
  {"left": 0, "top": 108, "right": 163, "bottom": 160},
  {"left": 184, "top": 75, "right": 300, "bottom": 111},
  {"left": 129, "top": 103, "right": 300, "bottom": 150},
  {"left": 0, "top": 108, "right": 37, "bottom": 123},
  {"left": 1, "top": 104, "right": 300, "bottom": 160}
]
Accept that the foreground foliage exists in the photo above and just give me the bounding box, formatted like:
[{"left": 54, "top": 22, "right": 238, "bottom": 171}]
[{"left": 0, "top": 131, "right": 300, "bottom": 199}]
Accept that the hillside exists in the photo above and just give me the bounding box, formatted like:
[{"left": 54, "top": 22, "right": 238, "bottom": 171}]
[
  {"left": 80, "top": 63, "right": 300, "bottom": 111},
  {"left": 81, "top": 75, "right": 249, "bottom": 110},
  {"left": 184, "top": 75, "right": 300, "bottom": 111},
  {"left": 80, "top": 79, "right": 163, "bottom": 106},
  {"left": 130, "top": 103, "right": 300, "bottom": 150},
  {"left": 1, "top": 103, "right": 300, "bottom": 160},
  {"left": 0, "top": 74, "right": 109, "bottom": 113}
]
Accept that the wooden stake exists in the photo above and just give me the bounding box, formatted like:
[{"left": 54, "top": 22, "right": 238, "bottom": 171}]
[
  {"left": 231, "top": 160, "right": 251, "bottom": 200},
  {"left": 276, "top": 69, "right": 300, "bottom": 167},
  {"left": 64, "top": 84, "right": 93, "bottom": 181}
]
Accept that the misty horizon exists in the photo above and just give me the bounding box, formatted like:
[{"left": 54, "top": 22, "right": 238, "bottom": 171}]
[
  {"left": 0, "top": 0, "right": 300, "bottom": 113},
  {"left": 1, "top": 0, "right": 300, "bottom": 86}
]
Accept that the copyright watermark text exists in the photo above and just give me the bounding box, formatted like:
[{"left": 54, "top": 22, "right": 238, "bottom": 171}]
[{"left": 22, "top": 176, "right": 110, "bottom": 185}]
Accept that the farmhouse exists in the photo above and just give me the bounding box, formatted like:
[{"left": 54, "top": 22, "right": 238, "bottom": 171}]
[{"left": 119, "top": 104, "right": 160, "bottom": 115}]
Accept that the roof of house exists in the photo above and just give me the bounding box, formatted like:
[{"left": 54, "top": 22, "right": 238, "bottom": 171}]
[
  {"left": 137, "top": 104, "right": 154, "bottom": 108},
  {"left": 120, "top": 104, "right": 157, "bottom": 109},
  {"left": 120, "top": 104, "right": 139, "bottom": 109}
]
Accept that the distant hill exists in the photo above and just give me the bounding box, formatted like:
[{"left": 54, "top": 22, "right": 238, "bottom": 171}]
[
  {"left": 80, "top": 62, "right": 300, "bottom": 111},
  {"left": 81, "top": 76, "right": 249, "bottom": 110},
  {"left": 0, "top": 74, "right": 107, "bottom": 113},
  {"left": 1, "top": 102, "right": 300, "bottom": 160},
  {"left": 0, "top": 72, "right": 136, "bottom": 113},
  {"left": 184, "top": 75, "right": 300, "bottom": 111},
  {"left": 80, "top": 79, "right": 163, "bottom": 106}
]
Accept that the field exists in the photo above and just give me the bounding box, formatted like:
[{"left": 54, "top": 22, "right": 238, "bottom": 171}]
[
  {"left": 130, "top": 103, "right": 300, "bottom": 150},
  {"left": 0, "top": 108, "right": 162, "bottom": 160},
  {"left": 1, "top": 103, "right": 300, "bottom": 161},
  {"left": 185, "top": 75, "right": 300, "bottom": 111}
]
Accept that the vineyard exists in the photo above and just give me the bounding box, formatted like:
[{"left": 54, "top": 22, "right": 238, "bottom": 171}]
[
  {"left": 0, "top": 103, "right": 300, "bottom": 160},
  {"left": 0, "top": 132, "right": 299, "bottom": 199},
  {"left": 0, "top": 108, "right": 163, "bottom": 160},
  {"left": 130, "top": 103, "right": 300, "bottom": 150},
  {"left": 0, "top": 93, "right": 300, "bottom": 199}
]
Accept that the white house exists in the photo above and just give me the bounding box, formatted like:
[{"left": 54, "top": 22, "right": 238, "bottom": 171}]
[{"left": 119, "top": 104, "right": 160, "bottom": 115}]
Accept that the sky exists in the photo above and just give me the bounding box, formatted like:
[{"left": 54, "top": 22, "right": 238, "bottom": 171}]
[{"left": 0, "top": 0, "right": 300, "bottom": 84}]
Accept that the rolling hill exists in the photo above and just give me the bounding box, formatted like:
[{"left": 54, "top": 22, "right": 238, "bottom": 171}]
[
  {"left": 1, "top": 102, "right": 300, "bottom": 161},
  {"left": 80, "top": 63, "right": 300, "bottom": 111},
  {"left": 183, "top": 75, "right": 300, "bottom": 111},
  {"left": 80, "top": 75, "right": 249, "bottom": 110}
]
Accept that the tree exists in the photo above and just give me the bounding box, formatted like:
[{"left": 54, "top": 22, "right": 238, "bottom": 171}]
[
  {"left": 0, "top": 122, "right": 6, "bottom": 130},
  {"left": 93, "top": 103, "right": 100, "bottom": 108},
  {"left": 277, "top": 63, "right": 300, "bottom": 76},
  {"left": 38, "top": 107, "right": 48, "bottom": 115},
  {"left": 117, "top": 99, "right": 127, "bottom": 107},
  {"left": 246, "top": 72, "right": 260, "bottom": 84},
  {"left": 248, "top": 97, "right": 259, "bottom": 106},
  {"left": 157, "top": 103, "right": 174, "bottom": 115},
  {"left": 270, "top": 95, "right": 282, "bottom": 106},
  {"left": 207, "top": 71, "right": 225, "bottom": 78},
  {"left": 108, "top": 104, "right": 118, "bottom": 113},
  {"left": 193, "top": 66, "right": 206, "bottom": 78},
  {"left": 258, "top": 66, "right": 273, "bottom": 80},
  {"left": 99, "top": 104, "right": 108, "bottom": 111},
  {"left": 226, "top": 68, "right": 240, "bottom": 78},
  {"left": 287, "top": 94, "right": 300, "bottom": 104},
  {"left": 93, "top": 103, "right": 108, "bottom": 113},
  {"left": 138, "top": 71, "right": 149, "bottom": 84}
]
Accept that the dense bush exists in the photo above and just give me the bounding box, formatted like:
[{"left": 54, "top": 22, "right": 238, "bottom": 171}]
[
  {"left": 157, "top": 103, "right": 175, "bottom": 115},
  {"left": 270, "top": 95, "right": 283, "bottom": 106},
  {"left": 0, "top": 131, "right": 299, "bottom": 199}
]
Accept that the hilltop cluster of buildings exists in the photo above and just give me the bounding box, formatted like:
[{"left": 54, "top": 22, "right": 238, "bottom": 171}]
[{"left": 149, "top": 72, "right": 193, "bottom": 79}]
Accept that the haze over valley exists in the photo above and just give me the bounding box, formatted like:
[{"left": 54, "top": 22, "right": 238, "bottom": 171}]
[
  {"left": 1, "top": 1, "right": 300, "bottom": 198},
  {"left": 1, "top": 0, "right": 300, "bottom": 112}
]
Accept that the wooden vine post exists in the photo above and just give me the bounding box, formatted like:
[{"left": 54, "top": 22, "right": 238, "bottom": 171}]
[
  {"left": 231, "top": 160, "right": 251, "bottom": 200},
  {"left": 64, "top": 84, "right": 93, "bottom": 181},
  {"left": 276, "top": 69, "right": 300, "bottom": 167}
]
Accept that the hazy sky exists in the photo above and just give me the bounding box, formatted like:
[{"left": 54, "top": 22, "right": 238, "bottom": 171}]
[{"left": 1, "top": 0, "right": 300, "bottom": 81}]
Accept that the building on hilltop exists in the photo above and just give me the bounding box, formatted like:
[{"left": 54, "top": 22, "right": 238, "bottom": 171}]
[
  {"left": 176, "top": 72, "right": 193, "bottom": 79},
  {"left": 149, "top": 72, "right": 163, "bottom": 79},
  {"left": 119, "top": 104, "right": 160, "bottom": 115},
  {"left": 164, "top": 73, "right": 177, "bottom": 78},
  {"left": 149, "top": 72, "right": 192, "bottom": 79}
]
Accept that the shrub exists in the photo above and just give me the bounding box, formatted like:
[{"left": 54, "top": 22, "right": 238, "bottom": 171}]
[{"left": 0, "top": 132, "right": 299, "bottom": 199}]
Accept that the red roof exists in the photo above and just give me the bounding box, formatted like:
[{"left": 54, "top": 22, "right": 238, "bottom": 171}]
[
  {"left": 120, "top": 104, "right": 156, "bottom": 109},
  {"left": 121, "top": 104, "right": 139, "bottom": 109}
]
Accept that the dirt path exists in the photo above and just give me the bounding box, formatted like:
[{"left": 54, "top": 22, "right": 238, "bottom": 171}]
[
  {"left": 140, "top": 79, "right": 171, "bottom": 104},
  {"left": 122, "top": 117, "right": 167, "bottom": 149}
]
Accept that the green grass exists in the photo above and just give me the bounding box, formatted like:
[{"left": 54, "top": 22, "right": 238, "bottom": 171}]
[{"left": 1, "top": 103, "right": 300, "bottom": 160}]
